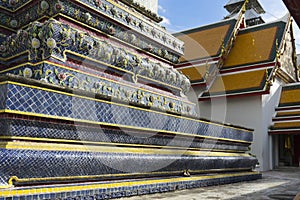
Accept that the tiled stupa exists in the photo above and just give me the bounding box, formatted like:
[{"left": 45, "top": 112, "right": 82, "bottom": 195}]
[{"left": 0, "top": 0, "right": 260, "bottom": 199}]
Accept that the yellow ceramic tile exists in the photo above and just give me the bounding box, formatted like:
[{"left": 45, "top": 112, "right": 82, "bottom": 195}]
[
  {"left": 273, "top": 121, "right": 300, "bottom": 129},
  {"left": 179, "top": 65, "right": 208, "bottom": 82},
  {"left": 208, "top": 70, "right": 266, "bottom": 93},
  {"left": 279, "top": 89, "right": 300, "bottom": 104},
  {"left": 223, "top": 27, "right": 278, "bottom": 68},
  {"left": 276, "top": 110, "right": 300, "bottom": 117},
  {"left": 177, "top": 24, "right": 231, "bottom": 62}
]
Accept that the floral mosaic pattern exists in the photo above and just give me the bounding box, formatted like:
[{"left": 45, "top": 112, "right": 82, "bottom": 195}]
[
  {"left": 0, "top": 19, "right": 191, "bottom": 94},
  {"left": 1, "top": 83, "right": 252, "bottom": 143},
  {"left": 3, "top": 63, "right": 196, "bottom": 116},
  {"left": 0, "top": 0, "right": 184, "bottom": 63},
  {"left": 0, "top": 0, "right": 31, "bottom": 11}
]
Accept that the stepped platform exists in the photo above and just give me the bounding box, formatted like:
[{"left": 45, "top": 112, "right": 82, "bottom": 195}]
[
  {"left": 0, "top": 172, "right": 261, "bottom": 199},
  {"left": 0, "top": 0, "right": 260, "bottom": 198}
]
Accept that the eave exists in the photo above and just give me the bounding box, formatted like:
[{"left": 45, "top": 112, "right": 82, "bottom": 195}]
[
  {"left": 269, "top": 129, "right": 300, "bottom": 135},
  {"left": 283, "top": 0, "right": 300, "bottom": 28},
  {"left": 199, "top": 90, "right": 269, "bottom": 101}
]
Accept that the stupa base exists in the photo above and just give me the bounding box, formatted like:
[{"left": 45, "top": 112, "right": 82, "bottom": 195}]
[{"left": 0, "top": 171, "right": 261, "bottom": 199}]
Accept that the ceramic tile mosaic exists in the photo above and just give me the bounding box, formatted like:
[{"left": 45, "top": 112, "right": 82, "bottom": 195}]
[
  {"left": 0, "top": 118, "right": 249, "bottom": 152},
  {"left": 0, "top": 0, "right": 261, "bottom": 197},
  {"left": 2, "top": 83, "right": 253, "bottom": 143}
]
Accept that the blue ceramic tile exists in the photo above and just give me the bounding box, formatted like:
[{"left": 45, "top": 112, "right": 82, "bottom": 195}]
[{"left": 2, "top": 83, "right": 253, "bottom": 142}]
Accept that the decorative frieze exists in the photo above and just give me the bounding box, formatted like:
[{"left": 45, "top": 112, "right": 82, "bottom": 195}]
[
  {"left": 2, "top": 62, "right": 196, "bottom": 116},
  {"left": 0, "top": 19, "right": 191, "bottom": 95},
  {"left": 0, "top": 0, "right": 184, "bottom": 62}
]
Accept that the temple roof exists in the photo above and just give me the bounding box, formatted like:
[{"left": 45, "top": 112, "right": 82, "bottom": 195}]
[
  {"left": 224, "top": 0, "right": 265, "bottom": 14},
  {"left": 278, "top": 84, "right": 300, "bottom": 108},
  {"left": 269, "top": 83, "right": 300, "bottom": 134},
  {"left": 178, "top": 64, "right": 208, "bottom": 84},
  {"left": 222, "top": 21, "right": 286, "bottom": 70},
  {"left": 245, "top": 8, "right": 261, "bottom": 20},
  {"left": 272, "top": 121, "right": 300, "bottom": 130},
  {"left": 226, "top": 0, "right": 244, "bottom": 5},
  {"left": 283, "top": 0, "right": 300, "bottom": 28},
  {"left": 200, "top": 69, "right": 271, "bottom": 99},
  {"left": 175, "top": 5, "right": 296, "bottom": 100},
  {"left": 173, "top": 18, "right": 237, "bottom": 63}
]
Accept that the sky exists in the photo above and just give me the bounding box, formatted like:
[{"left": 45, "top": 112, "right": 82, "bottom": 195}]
[{"left": 158, "top": 0, "right": 300, "bottom": 53}]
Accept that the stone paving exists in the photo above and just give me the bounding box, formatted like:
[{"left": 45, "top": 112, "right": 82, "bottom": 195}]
[{"left": 120, "top": 167, "right": 300, "bottom": 200}]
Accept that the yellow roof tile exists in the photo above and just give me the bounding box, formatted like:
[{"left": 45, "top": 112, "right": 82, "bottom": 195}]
[
  {"left": 179, "top": 65, "right": 207, "bottom": 83},
  {"left": 223, "top": 26, "right": 278, "bottom": 68},
  {"left": 176, "top": 24, "right": 232, "bottom": 62},
  {"left": 279, "top": 88, "right": 300, "bottom": 105},
  {"left": 273, "top": 121, "right": 300, "bottom": 129},
  {"left": 207, "top": 69, "right": 266, "bottom": 94},
  {"left": 276, "top": 110, "right": 300, "bottom": 117}
]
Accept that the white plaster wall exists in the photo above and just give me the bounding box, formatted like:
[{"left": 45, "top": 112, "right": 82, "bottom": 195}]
[
  {"left": 198, "top": 93, "right": 277, "bottom": 171},
  {"left": 261, "top": 80, "right": 282, "bottom": 169},
  {"left": 200, "top": 96, "right": 263, "bottom": 170}
]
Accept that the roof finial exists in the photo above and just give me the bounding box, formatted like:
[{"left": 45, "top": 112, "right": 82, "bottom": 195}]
[
  {"left": 275, "top": 39, "right": 280, "bottom": 62},
  {"left": 242, "top": 0, "right": 249, "bottom": 13},
  {"left": 265, "top": 68, "right": 273, "bottom": 88},
  {"left": 221, "top": 40, "right": 226, "bottom": 55}
]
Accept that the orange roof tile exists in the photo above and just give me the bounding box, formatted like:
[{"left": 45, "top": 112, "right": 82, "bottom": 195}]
[
  {"left": 223, "top": 26, "right": 278, "bottom": 68},
  {"left": 276, "top": 110, "right": 300, "bottom": 117},
  {"left": 179, "top": 65, "right": 208, "bottom": 83},
  {"left": 202, "top": 69, "right": 267, "bottom": 96},
  {"left": 279, "top": 87, "right": 300, "bottom": 105},
  {"left": 273, "top": 121, "right": 300, "bottom": 129},
  {"left": 174, "top": 20, "right": 236, "bottom": 63}
]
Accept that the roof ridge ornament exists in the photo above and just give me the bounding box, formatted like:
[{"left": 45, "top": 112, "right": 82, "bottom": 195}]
[
  {"left": 276, "top": 39, "right": 281, "bottom": 62},
  {"left": 242, "top": 0, "right": 249, "bottom": 14},
  {"left": 272, "top": 39, "right": 281, "bottom": 82},
  {"left": 265, "top": 68, "right": 273, "bottom": 88}
]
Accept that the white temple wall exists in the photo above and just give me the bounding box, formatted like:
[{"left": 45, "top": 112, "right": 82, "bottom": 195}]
[{"left": 197, "top": 82, "right": 282, "bottom": 171}]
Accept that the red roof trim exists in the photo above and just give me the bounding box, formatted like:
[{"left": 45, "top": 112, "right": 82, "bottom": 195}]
[
  {"left": 276, "top": 106, "right": 300, "bottom": 111},
  {"left": 220, "top": 62, "right": 276, "bottom": 74},
  {"left": 198, "top": 90, "right": 269, "bottom": 101},
  {"left": 269, "top": 129, "right": 300, "bottom": 135},
  {"left": 175, "top": 57, "right": 220, "bottom": 68},
  {"left": 273, "top": 117, "right": 300, "bottom": 121}
]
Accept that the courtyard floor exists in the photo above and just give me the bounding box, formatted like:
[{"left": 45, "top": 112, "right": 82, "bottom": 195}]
[{"left": 120, "top": 167, "right": 300, "bottom": 200}]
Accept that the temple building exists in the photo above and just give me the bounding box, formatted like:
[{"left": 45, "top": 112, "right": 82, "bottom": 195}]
[
  {"left": 174, "top": 0, "right": 299, "bottom": 171},
  {"left": 268, "top": 0, "right": 300, "bottom": 166},
  {"left": 0, "top": 0, "right": 260, "bottom": 199}
]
